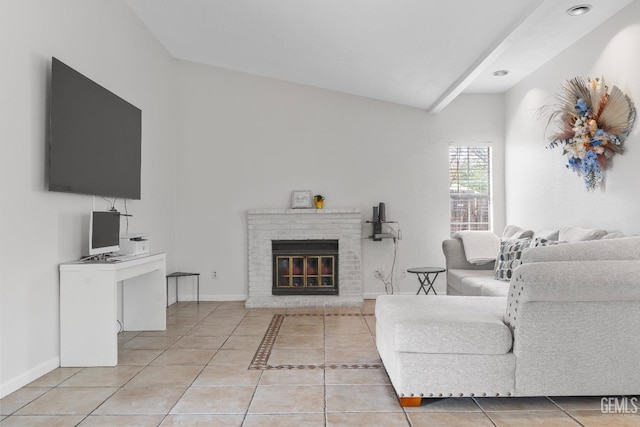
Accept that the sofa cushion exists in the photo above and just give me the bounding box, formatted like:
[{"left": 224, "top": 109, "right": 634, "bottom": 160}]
[
  {"left": 481, "top": 281, "right": 511, "bottom": 297},
  {"left": 375, "top": 295, "right": 512, "bottom": 355},
  {"left": 447, "top": 269, "right": 495, "bottom": 295},
  {"left": 494, "top": 238, "right": 531, "bottom": 281},
  {"left": 461, "top": 276, "right": 510, "bottom": 297},
  {"left": 558, "top": 227, "right": 607, "bottom": 242}
]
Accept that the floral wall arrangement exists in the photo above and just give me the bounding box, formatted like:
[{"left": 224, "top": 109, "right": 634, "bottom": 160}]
[{"left": 542, "top": 76, "right": 636, "bottom": 191}]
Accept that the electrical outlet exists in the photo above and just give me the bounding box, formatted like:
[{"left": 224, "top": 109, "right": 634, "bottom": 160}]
[{"left": 212, "top": 270, "right": 218, "bottom": 279}]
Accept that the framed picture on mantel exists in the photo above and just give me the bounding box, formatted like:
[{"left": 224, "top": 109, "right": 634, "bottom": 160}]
[{"left": 291, "top": 190, "right": 312, "bottom": 209}]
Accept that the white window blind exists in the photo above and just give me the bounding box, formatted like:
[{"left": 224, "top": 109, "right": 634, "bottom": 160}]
[{"left": 449, "top": 146, "right": 491, "bottom": 235}]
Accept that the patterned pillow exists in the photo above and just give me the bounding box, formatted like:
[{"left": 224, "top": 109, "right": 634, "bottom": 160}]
[
  {"left": 494, "top": 238, "right": 531, "bottom": 281},
  {"left": 530, "top": 237, "right": 566, "bottom": 248}
]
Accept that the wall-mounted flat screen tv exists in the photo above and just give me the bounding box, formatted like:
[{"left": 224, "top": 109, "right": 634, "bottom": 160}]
[{"left": 48, "top": 57, "right": 142, "bottom": 200}]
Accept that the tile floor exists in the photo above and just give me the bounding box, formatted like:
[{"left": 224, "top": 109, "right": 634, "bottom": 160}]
[{"left": 1, "top": 300, "right": 639, "bottom": 426}]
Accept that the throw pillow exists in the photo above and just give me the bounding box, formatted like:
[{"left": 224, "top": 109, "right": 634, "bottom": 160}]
[
  {"left": 502, "top": 225, "right": 534, "bottom": 239},
  {"left": 511, "top": 229, "right": 534, "bottom": 239},
  {"left": 529, "top": 237, "right": 566, "bottom": 248},
  {"left": 558, "top": 227, "right": 607, "bottom": 242},
  {"left": 532, "top": 229, "right": 560, "bottom": 240},
  {"left": 494, "top": 238, "right": 532, "bottom": 281},
  {"left": 601, "top": 232, "right": 627, "bottom": 239}
]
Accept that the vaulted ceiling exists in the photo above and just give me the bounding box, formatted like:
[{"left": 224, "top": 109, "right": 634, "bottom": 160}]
[{"left": 126, "top": 0, "right": 633, "bottom": 111}]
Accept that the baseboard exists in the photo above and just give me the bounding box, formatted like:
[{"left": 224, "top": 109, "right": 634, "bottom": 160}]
[
  {"left": 176, "top": 292, "right": 449, "bottom": 302},
  {"left": 170, "top": 294, "right": 248, "bottom": 303},
  {"left": 0, "top": 356, "right": 59, "bottom": 399},
  {"left": 202, "top": 294, "right": 248, "bottom": 301},
  {"left": 364, "top": 291, "right": 425, "bottom": 299},
  {"left": 364, "top": 292, "right": 384, "bottom": 299}
]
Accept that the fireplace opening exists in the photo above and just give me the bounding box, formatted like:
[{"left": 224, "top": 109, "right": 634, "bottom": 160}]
[{"left": 272, "top": 240, "right": 339, "bottom": 296}]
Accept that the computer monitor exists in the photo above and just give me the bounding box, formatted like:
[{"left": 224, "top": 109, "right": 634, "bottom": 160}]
[{"left": 89, "top": 211, "right": 120, "bottom": 256}]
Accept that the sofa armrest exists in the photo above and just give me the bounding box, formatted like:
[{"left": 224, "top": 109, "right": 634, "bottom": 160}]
[
  {"left": 510, "top": 260, "right": 640, "bottom": 303},
  {"left": 505, "top": 260, "right": 640, "bottom": 395},
  {"left": 442, "top": 238, "right": 495, "bottom": 271},
  {"left": 522, "top": 236, "right": 640, "bottom": 264}
]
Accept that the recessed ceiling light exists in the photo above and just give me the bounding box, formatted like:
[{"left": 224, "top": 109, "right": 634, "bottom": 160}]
[
  {"left": 567, "top": 4, "right": 591, "bottom": 16},
  {"left": 493, "top": 70, "right": 509, "bottom": 77}
]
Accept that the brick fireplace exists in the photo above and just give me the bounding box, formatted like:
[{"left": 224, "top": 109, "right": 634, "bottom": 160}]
[{"left": 246, "top": 208, "right": 363, "bottom": 308}]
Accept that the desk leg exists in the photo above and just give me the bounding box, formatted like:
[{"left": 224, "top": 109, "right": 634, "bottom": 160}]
[
  {"left": 60, "top": 271, "right": 118, "bottom": 366},
  {"left": 123, "top": 267, "right": 167, "bottom": 331}
]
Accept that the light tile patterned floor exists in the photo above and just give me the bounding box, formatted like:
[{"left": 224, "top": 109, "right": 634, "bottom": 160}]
[{"left": 1, "top": 300, "right": 639, "bottom": 426}]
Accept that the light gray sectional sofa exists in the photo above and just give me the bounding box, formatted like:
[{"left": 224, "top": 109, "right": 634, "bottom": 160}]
[
  {"left": 376, "top": 233, "right": 640, "bottom": 406},
  {"left": 442, "top": 226, "right": 611, "bottom": 297}
]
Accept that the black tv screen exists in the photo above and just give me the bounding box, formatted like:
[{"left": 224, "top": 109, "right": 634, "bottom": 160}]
[{"left": 48, "top": 57, "right": 142, "bottom": 200}]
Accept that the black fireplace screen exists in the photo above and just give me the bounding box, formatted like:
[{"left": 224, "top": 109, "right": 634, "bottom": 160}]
[{"left": 272, "top": 240, "right": 338, "bottom": 295}]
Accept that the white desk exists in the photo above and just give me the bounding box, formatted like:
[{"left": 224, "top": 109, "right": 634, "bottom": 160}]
[{"left": 60, "top": 253, "right": 166, "bottom": 367}]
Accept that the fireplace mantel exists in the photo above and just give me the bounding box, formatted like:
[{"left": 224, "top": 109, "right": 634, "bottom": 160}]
[{"left": 246, "top": 208, "right": 363, "bottom": 308}]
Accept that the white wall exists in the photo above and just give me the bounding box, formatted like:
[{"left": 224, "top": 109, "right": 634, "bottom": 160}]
[
  {"left": 0, "top": 0, "right": 176, "bottom": 397},
  {"left": 505, "top": 1, "right": 640, "bottom": 233},
  {"left": 0, "top": 0, "right": 507, "bottom": 397},
  {"left": 430, "top": 94, "right": 506, "bottom": 234},
  {"left": 173, "top": 61, "right": 506, "bottom": 300}
]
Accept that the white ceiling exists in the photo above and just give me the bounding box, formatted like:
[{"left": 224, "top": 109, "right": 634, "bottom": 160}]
[{"left": 126, "top": 0, "right": 634, "bottom": 112}]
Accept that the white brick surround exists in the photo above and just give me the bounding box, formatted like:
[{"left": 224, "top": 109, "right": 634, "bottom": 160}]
[{"left": 246, "top": 208, "right": 363, "bottom": 308}]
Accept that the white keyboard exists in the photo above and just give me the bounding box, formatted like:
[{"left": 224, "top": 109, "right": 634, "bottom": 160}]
[{"left": 110, "top": 254, "right": 139, "bottom": 262}]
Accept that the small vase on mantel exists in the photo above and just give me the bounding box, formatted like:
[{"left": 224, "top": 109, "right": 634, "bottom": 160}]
[{"left": 314, "top": 194, "right": 325, "bottom": 209}]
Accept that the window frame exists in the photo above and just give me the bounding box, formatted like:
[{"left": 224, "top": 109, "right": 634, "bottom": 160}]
[{"left": 448, "top": 144, "right": 493, "bottom": 236}]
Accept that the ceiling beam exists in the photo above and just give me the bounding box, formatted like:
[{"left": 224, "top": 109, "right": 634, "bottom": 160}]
[{"left": 428, "top": 0, "right": 551, "bottom": 113}]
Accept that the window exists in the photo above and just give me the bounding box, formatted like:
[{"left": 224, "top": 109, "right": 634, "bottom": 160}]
[{"left": 449, "top": 146, "right": 492, "bottom": 235}]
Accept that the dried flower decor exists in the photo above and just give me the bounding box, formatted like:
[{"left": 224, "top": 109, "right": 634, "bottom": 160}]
[{"left": 542, "top": 76, "right": 636, "bottom": 190}]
